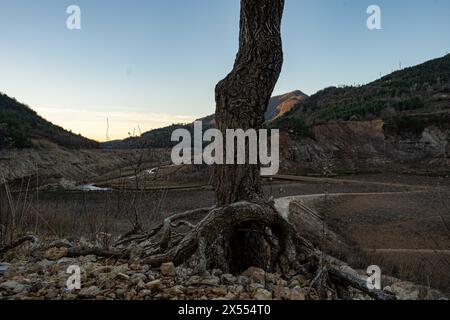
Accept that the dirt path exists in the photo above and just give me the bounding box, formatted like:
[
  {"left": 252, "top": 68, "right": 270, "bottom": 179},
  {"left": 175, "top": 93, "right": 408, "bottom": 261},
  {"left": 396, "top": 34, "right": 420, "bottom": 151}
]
[
  {"left": 274, "top": 190, "right": 429, "bottom": 220},
  {"left": 365, "top": 249, "right": 450, "bottom": 255},
  {"left": 272, "top": 174, "right": 425, "bottom": 190}
]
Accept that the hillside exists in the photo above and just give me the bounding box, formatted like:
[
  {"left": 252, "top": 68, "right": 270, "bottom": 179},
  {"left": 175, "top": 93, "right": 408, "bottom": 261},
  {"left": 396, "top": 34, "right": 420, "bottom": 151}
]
[
  {"left": 277, "top": 54, "right": 450, "bottom": 127},
  {"left": 265, "top": 90, "right": 308, "bottom": 120},
  {"left": 0, "top": 93, "right": 99, "bottom": 149},
  {"left": 102, "top": 54, "right": 450, "bottom": 176},
  {"left": 105, "top": 54, "right": 450, "bottom": 151}
]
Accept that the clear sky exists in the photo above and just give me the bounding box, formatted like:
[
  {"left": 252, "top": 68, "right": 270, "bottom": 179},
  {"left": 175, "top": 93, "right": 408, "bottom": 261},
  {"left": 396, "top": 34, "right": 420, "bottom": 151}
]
[{"left": 1, "top": 0, "right": 449, "bottom": 141}]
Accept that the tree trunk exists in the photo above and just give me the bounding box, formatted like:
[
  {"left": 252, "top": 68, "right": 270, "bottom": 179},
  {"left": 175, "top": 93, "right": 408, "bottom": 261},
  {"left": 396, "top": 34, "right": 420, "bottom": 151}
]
[{"left": 213, "top": 0, "right": 285, "bottom": 206}]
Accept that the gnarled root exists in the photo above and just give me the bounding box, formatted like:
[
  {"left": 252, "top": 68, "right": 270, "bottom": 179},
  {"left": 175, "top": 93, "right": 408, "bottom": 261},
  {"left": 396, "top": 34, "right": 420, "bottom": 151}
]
[
  {"left": 0, "top": 235, "right": 40, "bottom": 256},
  {"left": 4, "top": 202, "right": 396, "bottom": 300},
  {"left": 142, "top": 201, "right": 313, "bottom": 275},
  {"left": 138, "top": 201, "right": 396, "bottom": 300}
]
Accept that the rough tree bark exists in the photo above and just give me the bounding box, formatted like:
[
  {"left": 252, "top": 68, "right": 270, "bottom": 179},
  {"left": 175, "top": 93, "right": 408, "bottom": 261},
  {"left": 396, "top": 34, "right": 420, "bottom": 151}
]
[{"left": 214, "top": 0, "right": 285, "bottom": 206}]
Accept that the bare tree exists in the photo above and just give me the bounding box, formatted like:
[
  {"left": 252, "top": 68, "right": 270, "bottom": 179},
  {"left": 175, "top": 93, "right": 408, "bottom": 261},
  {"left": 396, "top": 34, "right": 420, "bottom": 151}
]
[
  {"left": 2, "top": 0, "right": 290, "bottom": 274},
  {"left": 135, "top": 0, "right": 307, "bottom": 275},
  {"left": 214, "top": 0, "right": 284, "bottom": 206}
]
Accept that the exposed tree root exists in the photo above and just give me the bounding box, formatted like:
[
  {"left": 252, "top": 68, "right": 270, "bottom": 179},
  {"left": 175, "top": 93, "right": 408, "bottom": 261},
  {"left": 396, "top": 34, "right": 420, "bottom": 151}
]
[
  {"left": 137, "top": 202, "right": 396, "bottom": 300},
  {"left": 3, "top": 203, "right": 396, "bottom": 300},
  {"left": 114, "top": 207, "right": 212, "bottom": 248},
  {"left": 141, "top": 202, "right": 311, "bottom": 273},
  {"left": 0, "top": 235, "right": 39, "bottom": 256},
  {"left": 66, "top": 247, "right": 130, "bottom": 259},
  {"left": 328, "top": 267, "right": 396, "bottom": 300}
]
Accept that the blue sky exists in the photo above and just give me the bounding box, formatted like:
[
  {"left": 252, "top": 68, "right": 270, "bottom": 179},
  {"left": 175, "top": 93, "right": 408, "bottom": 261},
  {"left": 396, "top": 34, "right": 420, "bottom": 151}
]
[{"left": 1, "top": 0, "right": 449, "bottom": 140}]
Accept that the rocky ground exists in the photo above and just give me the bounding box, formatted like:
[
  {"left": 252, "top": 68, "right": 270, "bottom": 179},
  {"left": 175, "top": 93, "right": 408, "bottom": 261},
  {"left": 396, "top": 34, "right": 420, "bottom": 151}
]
[{"left": 0, "top": 247, "right": 447, "bottom": 300}]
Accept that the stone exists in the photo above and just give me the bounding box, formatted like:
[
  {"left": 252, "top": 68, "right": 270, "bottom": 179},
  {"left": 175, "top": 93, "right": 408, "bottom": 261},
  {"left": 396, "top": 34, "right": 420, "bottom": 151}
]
[
  {"left": 140, "top": 265, "right": 150, "bottom": 273},
  {"left": 160, "top": 262, "right": 176, "bottom": 276},
  {"left": 45, "top": 290, "right": 58, "bottom": 299},
  {"left": 136, "top": 281, "right": 146, "bottom": 290},
  {"left": 200, "top": 276, "right": 220, "bottom": 286},
  {"left": 265, "top": 272, "right": 280, "bottom": 284},
  {"left": 30, "top": 282, "right": 44, "bottom": 293},
  {"left": 129, "top": 261, "right": 141, "bottom": 271},
  {"left": 66, "top": 293, "right": 78, "bottom": 300},
  {"left": 225, "top": 292, "right": 236, "bottom": 300},
  {"left": 112, "top": 264, "right": 129, "bottom": 274},
  {"left": 115, "top": 288, "right": 126, "bottom": 297},
  {"left": 292, "top": 274, "right": 307, "bottom": 284},
  {"left": 0, "top": 264, "right": 9, "bottom": 274},
  {"left": 79, "top": 286, "right": 101, "bottom": 298},
  {"left": 116, "top": 273, "right": 130, "bottom": 280},
  {"left": 211, "top": 286, "right": 228, "bottom": 296},
  {"left": 36, "top": 259, "right": 55, "bottom": 269},
  {"left": 242, "top": 267, "right": 266, "bottom": 283},
  {"left": 125, "top": 289, "right": 137, "bottom": 300},
  {"left": 249, "top": 283, "right": 265, "bottom": 292},
  {"left": 0, "top": 281, "right": 25, "bottom": 294},
  {"left": 57, "top": 258, "right": 75, "bottom": 265},
  {"left": 234, "top": 285, "right": 245, "bottom": 294},
  {"left": 273, "top": 281, "right": 288, "bottom": 300},
  {"left": 289, "top": 280, "right": 300, "bottom": 288},
  {"left": 85, "top": 255, "right": 97, "bottom": 262},
  {"left": 385, "top": 282, "right": 421, "bottom": 300},
  {"left": 211, "top": 269, "right": 223, "bottom": 276},
  {"left": 236, "top": 275, "right": 251, "bottom": 286},
  {"left": 138, "top": 289, "right": 152, "bottom": 298},
  {"left": 45, "top": 247, "right": 69, "bottom": 260},
  {"left": 167, "top": 285, "right": 184, "bottom": 296},
  {"left": 221, "top": 274, "right": 236, "bottom": 284},
  {"left": 130, "top": 273, "right": 147, "bottom": 284},
  {"left": 253, "top": 288, "right": 272, "bottom": 300},
  {"left": 146, "top": 279, "right": 164, "bottom": 292},
  {"left": 187, "top": 275, "right": 202, "bottom": 285},
  {"left": 288, "top": 286, "right": 306, "bottom": 300}
]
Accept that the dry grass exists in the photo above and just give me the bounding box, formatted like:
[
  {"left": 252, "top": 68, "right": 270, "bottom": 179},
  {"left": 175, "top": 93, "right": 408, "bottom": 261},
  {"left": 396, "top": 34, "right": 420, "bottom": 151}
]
[
  {"left": 0, "top": 156, "right": 168, "bottom": 249},
  {"left": 350, "top": 250, "right": 450, "bottom": 296}
]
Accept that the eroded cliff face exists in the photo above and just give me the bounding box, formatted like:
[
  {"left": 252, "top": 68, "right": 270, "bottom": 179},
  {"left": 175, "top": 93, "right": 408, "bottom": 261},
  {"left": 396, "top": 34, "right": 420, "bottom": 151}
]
[
  {"left": 281, "top": 117, "right": 450, "bottom": 175},
  {"left": 0, "top": 144, "right": 170, "bottom": 189},
  {"left": 2, "top": 117, "right": 448, "bottom": 188}
]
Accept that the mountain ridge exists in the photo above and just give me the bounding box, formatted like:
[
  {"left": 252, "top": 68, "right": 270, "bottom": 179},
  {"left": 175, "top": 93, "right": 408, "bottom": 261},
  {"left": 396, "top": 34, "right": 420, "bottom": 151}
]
[
  {"left": 3, "top": 53, "right": 449, "bottom": 150},
  {"left": 102, "top": 90, "right": 308, "bottom": 149},
  {"left": 281, "top": 53, "right": 450, "bottom": 125},
  {"left": 0, "top": 93, "right": 99, "bottom": 149}
]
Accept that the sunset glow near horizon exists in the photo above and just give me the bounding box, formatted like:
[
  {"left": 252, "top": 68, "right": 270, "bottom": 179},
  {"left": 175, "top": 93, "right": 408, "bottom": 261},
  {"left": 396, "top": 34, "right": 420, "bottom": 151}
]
[{"left": 1, "top": 0, "right": 449, "bottom": 141}]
